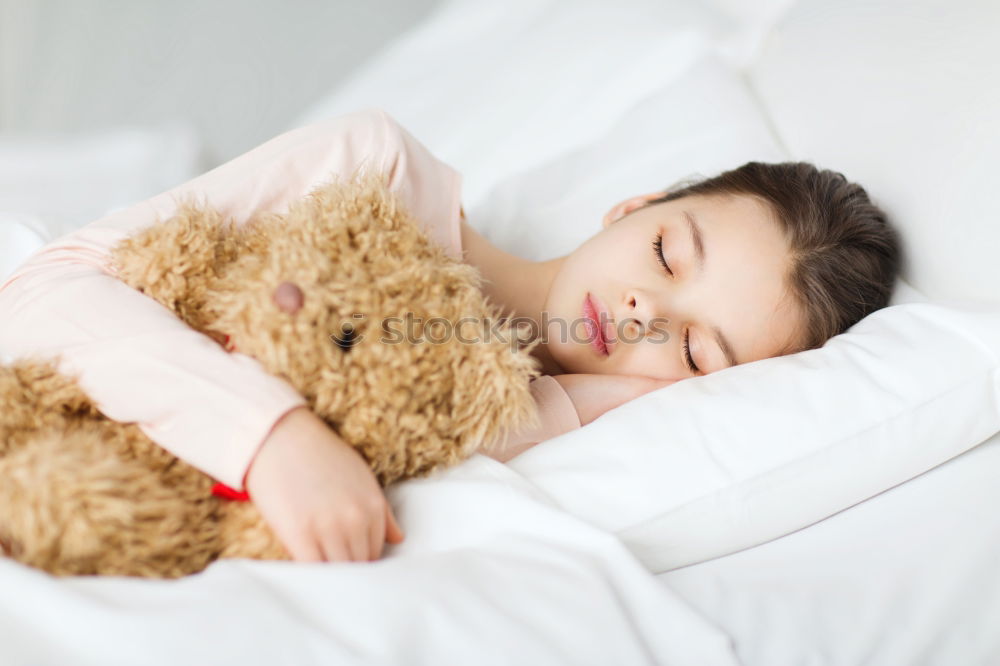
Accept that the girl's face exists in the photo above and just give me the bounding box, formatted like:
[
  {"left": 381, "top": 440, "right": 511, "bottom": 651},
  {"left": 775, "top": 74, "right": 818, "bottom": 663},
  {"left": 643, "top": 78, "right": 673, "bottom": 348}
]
[{"left": 541, "top": 192, "right": 803, "bottom": 380}]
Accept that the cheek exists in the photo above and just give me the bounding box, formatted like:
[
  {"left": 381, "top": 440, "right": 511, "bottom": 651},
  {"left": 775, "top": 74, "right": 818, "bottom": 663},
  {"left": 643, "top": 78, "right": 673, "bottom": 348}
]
[
  {"left": 546, "top": 262, "right": 586, "bottom": 315},
  {"left": 567, "top": 239, "right": 620, "bottom": 286},
  {"left": 614, "top": 340, "right": 684, "bottom": 381}
]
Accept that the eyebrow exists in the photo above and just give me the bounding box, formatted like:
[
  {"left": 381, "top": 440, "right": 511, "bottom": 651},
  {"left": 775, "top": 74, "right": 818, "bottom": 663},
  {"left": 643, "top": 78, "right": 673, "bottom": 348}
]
[
  {"left": 684, "top": 210, "right": 706, "bottom": 274},
  {"left": 685, "top": 209, "right": 738, "bottom": 368}
]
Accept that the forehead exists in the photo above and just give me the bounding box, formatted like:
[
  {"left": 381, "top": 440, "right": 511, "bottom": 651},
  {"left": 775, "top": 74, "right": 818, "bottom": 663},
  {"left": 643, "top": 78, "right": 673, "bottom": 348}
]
[{"left": 680, "top": 192, "right": 775, "bottom": 229}]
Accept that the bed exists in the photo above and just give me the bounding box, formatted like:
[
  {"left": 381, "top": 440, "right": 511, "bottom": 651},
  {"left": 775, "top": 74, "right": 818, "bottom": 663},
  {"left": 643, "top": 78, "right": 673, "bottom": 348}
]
[{"left": 1, "top": 0, "right": 998, "bottom": 663}]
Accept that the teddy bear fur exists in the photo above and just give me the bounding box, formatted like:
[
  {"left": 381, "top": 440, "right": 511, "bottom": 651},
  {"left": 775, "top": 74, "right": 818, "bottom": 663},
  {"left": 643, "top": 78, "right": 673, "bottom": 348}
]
[{"left": 0, "top": 172, "right": 542, "bottom": 578}]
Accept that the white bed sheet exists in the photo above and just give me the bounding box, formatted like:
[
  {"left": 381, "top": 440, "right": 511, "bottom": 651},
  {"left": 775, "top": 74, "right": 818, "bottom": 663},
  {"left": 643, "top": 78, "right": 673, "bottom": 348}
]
[
  {"left": 0, "top": 456, "right": 737, "bottom": 665},
  {"left": 660, "top": 431, "right": 1000, "bottom": 665}
]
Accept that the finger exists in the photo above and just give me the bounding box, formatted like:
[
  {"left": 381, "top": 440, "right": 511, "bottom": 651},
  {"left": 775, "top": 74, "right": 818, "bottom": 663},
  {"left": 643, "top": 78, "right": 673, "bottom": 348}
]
[
  {"left": 385, "top": 504, "right": 405, "bottom": 544},
  {"left": 283, "top": 531, "right": 325, "bottom": 563},
  {"left": 346, "top": 522, "right": 371, "bottom": 563},
  {"left": 645, "top": 379, "right": 672, "bottom": 391},
  {"left": 638, "top": 376, "right": 676, "bottom": 392},
  {"left": 319, "top": 534, "right": 350, "bottom": 563},
  {"left": 368, "top": 508, "right": 387, "bottom": 561}
]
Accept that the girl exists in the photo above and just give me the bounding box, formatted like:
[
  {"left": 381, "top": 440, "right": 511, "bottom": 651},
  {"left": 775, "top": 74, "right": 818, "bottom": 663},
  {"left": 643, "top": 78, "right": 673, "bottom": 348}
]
[{"left": 0, "top": 109, "right": 899, "bottom": 567}]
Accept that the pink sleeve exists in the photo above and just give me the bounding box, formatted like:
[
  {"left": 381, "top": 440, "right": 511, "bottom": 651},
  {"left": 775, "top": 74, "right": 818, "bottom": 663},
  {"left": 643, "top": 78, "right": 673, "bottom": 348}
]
[
  {"left": 479, "top": 375, "right": 583, "bottom": 462},
  {"left": 528, "top": 375, "right": 583, "bottom": 440},
  {"left": 0, "top": 108, "right": 463, "bottom": 490}
]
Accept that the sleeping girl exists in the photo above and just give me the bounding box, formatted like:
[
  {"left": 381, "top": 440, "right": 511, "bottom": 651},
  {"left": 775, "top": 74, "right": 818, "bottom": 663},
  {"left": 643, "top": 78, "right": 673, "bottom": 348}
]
[{"left": 0, "top": 109, "right": 900, "bottom": 567}]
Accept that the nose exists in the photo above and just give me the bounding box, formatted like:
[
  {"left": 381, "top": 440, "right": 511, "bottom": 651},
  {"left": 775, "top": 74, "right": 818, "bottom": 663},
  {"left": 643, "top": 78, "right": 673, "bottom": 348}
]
[
  {"left": 273, "top": 281, "right": 305, "bottom": 314},
  {"left": 621, "top": 290, "right": 672, "bottom": 343}
]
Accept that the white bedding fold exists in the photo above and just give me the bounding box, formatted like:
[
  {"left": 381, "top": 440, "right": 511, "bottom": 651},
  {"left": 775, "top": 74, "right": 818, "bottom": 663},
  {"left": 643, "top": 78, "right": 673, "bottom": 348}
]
[{"left": 0, "top": 456, "right": 737, "bottom": 665}]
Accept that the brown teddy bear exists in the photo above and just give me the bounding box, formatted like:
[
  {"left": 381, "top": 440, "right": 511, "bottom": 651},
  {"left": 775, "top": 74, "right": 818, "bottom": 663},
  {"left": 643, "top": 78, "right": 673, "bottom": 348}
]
[{"left": 0, "top": 172, "right": 542, "bottom": 578}]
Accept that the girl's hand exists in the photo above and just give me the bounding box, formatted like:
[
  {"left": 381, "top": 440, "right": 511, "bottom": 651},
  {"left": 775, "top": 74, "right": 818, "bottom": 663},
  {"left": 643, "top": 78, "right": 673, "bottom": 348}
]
[
  {"left": 244, "top": 406, "right": 405, "bottom": 563},
  {"left": 551, "top": 374, "right": 678, "bottom": 426}
]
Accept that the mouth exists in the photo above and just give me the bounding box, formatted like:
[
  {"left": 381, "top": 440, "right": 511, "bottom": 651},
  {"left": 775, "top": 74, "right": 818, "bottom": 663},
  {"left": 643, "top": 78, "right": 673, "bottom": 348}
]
[{"left": 582, "top": 292, "right": 614, "bottom": 356}]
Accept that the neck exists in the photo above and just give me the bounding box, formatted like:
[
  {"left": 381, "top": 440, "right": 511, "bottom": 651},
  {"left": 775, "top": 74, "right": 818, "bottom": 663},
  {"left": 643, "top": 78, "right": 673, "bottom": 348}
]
[{"left": 460, "top": 219, "right": 566, "bottom": 375}]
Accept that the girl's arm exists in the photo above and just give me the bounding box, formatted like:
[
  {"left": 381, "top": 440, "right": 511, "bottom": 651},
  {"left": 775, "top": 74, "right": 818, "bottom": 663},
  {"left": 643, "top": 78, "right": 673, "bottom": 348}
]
[
  {"left": 551, "top": 373, "right": 678, "bottom": 426},
  {"left": 0, "top": 108, "right": 461, "bottom": 491},
  {"left": 0, "top": 109, "right": 462, "bottom": 563},
  {"left": 479, "top": 375, "right": 582, "bottom": 462},
  {"left": 480, "top": 374, "right": 676, "bottom": 462}
]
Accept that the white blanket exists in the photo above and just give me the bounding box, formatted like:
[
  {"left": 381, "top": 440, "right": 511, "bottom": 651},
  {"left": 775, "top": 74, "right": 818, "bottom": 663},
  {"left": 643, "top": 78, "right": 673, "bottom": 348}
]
[{"left": 0, "top": 456, "right": 737, "bottom": 665}]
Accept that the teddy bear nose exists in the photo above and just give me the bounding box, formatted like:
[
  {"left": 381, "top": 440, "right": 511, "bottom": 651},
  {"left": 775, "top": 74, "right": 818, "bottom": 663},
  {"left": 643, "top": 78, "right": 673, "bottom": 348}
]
[{"left": 273, "top": 281, "right": 304, "bottom": 314}]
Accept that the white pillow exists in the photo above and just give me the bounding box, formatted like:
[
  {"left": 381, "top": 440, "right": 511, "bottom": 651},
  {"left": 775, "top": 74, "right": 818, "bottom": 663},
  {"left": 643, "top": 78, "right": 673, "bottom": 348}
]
[
  {"left": 0, "top": 213, "right": 49, "bottom": 283},
  {"left": 468, "top": 57, "right": 1000, "bottom": 573},
  {"left": 294, "top": 0, "right": 743, "bottom": 208},
  {"left": 511, "top": 295, "right": 999, "bottom": 572},
  {"left": 745, "top": 0, "right": 1000, "bottom": 306},
  {"left": 467, "top": 57, "right": 787, "bottom": 260},
  {"left": 0, "top": 125, "right": 201, "bottom": 241}
]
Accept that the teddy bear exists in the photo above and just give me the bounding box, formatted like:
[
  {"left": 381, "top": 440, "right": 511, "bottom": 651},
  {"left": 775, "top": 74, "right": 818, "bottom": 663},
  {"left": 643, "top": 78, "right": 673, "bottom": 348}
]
[{"left": 0, "top": 172, "right": 542, "bottom": 578}]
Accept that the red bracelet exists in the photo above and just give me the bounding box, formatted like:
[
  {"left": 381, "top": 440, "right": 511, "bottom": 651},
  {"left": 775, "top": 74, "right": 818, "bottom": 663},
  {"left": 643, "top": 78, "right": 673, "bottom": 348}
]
[{"left": 212, "top": 482, "right": 251, "bottom": 501}]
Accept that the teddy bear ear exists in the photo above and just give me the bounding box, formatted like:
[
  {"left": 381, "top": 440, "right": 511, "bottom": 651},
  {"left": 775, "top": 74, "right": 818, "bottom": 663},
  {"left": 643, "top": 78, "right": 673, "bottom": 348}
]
[{"left": 272, "top": 281, "right": 304, "bottom": 314}]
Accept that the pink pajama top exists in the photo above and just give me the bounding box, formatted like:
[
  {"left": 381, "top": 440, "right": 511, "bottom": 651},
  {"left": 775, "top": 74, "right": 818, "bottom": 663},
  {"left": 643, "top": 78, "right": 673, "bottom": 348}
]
[{"left": 0, "top": 109, "right": 581, "bottom": 491}]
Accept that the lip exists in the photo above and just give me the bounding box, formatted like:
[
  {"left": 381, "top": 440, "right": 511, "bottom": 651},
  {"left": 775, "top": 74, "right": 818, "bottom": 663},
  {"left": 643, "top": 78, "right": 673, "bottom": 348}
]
[{"left": 583, "top": 292, "right": 615, "bottom": 356}]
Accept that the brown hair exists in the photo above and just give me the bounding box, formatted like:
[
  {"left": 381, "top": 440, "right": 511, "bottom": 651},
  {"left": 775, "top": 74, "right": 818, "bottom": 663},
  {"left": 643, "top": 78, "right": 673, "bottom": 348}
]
[{"left": 648, "top": 161, "right": 901, "bottom": 353}]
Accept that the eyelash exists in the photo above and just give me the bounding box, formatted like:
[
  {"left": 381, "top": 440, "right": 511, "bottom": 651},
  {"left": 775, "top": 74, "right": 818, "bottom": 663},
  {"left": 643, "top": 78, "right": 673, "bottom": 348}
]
[
  {"left": 652, "top": 233, "right": 700, "bottom": 374},
  {"left": 682, "top": 334, "right": 699, "bottom": 374},
  {"left": 651, "top": 234, "right": 673, "bottom": 276}
]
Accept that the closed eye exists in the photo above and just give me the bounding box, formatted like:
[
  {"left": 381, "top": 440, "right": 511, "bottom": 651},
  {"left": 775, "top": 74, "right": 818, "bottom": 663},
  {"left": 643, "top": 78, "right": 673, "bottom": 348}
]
[
  {"left": 651, "top": 233, "right": 672, "bottom": 276},
  {"left": 683, "top": 330, "right": 701, "bottom": 374},
  {"left": 653, "top": 233, "right": 702, "bottom": 374}
]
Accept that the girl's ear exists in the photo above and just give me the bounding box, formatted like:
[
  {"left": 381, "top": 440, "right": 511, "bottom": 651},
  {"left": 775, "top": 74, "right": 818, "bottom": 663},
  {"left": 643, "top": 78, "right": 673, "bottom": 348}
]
[{"left": 602, "top": 192, "right": 666, "bottom": 228}]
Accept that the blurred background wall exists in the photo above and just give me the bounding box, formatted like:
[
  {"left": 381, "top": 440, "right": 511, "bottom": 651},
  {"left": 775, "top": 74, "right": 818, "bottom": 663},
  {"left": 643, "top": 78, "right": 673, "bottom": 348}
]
[{"left": 0, "top": 0, "right": 442, "bottom": 168}]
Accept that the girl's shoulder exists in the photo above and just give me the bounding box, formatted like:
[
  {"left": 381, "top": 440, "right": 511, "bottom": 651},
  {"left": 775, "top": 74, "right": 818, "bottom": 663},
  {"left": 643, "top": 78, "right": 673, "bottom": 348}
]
[{"left": 364, "top": 110, "right": 464, "bottom": 262}]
